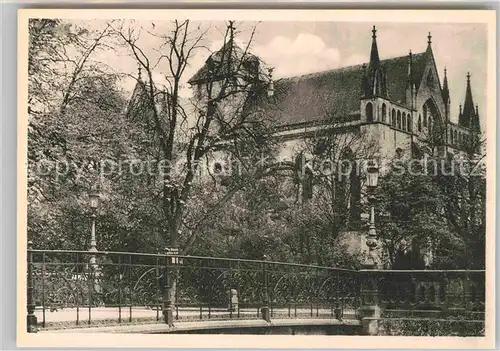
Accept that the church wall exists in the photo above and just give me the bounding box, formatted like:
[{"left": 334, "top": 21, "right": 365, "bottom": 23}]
[
  {"left": 448, "top": 123, "right": 473, "bottom": 148},
  {"left": 360, "top": 122, "right": 413, "bottom": 161},
  {"left": 361, "top": 97, "right": 415, "bottom": 134}
]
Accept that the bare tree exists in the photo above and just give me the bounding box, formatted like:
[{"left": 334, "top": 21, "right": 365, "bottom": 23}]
[{"left": 112, "top": 20, "right": 281, "bottom": 255}]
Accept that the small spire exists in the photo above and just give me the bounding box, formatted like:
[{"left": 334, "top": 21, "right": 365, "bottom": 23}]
[
  {"left": 368, "top": 25, "right": 380, "bottom": 69},
  {"left": 427, "top": 32, "right": 432, "bottom": 45},
  {"left": 138, "top": 65, "right": 142, "bottom": 80},
  {"left": 459, "top": 104, "right": 462, "bottom": 114},
  {"left": 462, "top": 71, "right": 475, "bottom": 127},
  {"left": 442, "top": 66, "right": 450, "bottom": 105},
  {"left": 475, "top": 104, "right": 481, "bottom": 132}
]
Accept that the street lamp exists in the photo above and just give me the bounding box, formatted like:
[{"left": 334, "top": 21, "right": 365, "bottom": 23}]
[
  {"left": 358, "top": 160, "right": 382, "bottom": 330},
  {"left": 89, "top": 192, "right": 100, "bottom": 266},
  {"left": 225, "top": 230, "right": 236, "bottom": 255},
  {"left": 366, "top": 161, "right": 379, "bottom": 189},
  {"left": 364, "top": 160, "right": 380, "bottom": 269}
]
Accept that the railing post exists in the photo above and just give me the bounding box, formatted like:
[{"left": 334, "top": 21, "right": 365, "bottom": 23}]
[
  {"left": 260, "top": 259, "right": 270, "bottom": 322},
  {"left": 334, "top": 271, "right": 342, "bottom": 320},
  {"left": 163, "top": 248, "right": 174, "bottom": 327},
  {"left": 358, "top": 269, "right": 381, "bottom": 335},
  {"left": 26, "top": 241, "right": 38, "bottom": 333},
  {"left": 463, "top": 270, "right": 471, "bottom": 315}
]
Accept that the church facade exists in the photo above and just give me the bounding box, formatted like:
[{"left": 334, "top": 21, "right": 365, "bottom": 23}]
[
  {"left": 189, "top": 25, "right": 482, "bottom": 201},
  {"left": 185, "top": 25, "right": 483, "bottom": 265},
  {"left": 189, "top": 25, "right": 482, "bottom": 175},
  {"left": 261, "top": 26, "right": 480, "bottom": 161}
]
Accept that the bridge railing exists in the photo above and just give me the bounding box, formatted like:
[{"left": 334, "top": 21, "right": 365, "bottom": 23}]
[
  {"left": 27, "top": 247, "right": 167, "bottom": 330},
  {"left": 358, "top": 269, "right": 486, "bottom": 336},
  {"left": 376, "top": 270, "right": 485, "bottom": 316},
  {"left": 26, "top": 244, "right": 485, "bottom": 334},
  {"left": 26, "top": 245, "right": 360, "bottom": 331}
]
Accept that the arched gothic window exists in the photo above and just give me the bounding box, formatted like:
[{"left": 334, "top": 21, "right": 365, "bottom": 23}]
[
  {"left": 402, "top": 112, "right": 407, "bottom": 130},
  {"left": 382, "top": 104, "right": 387, "bottom": 122},
  {"left": 302, "top": 167, "right": 314, "bottom": 202},
  {"left": 418, "top": 114, "right": 422, "bottom": 131},
  {"left": 454, "top": 130, "right": 458, "bottom": 143},
  {"left": 365, "top": 103, "right": 373, "bottom": 122},
  {"left": 407, "top": 115, "right": 412, "bottom": 132},
  {"left": 423, "top": 105, "right": 428, "bottom": 127},
  {"left": 392, "top": 109, "right": 396, "bottom": 127},
  {"left": 397, "top": 111, "right": 402, "bottom": 129}
]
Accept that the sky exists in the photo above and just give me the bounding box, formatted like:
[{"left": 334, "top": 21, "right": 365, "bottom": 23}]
[{"left": 82, "top": 20, "right": 487, "bottom": 127}]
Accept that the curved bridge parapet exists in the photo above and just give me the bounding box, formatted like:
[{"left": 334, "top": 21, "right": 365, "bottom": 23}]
[{"left": 26, "top": 246, "right": 485, "bottom": 336}]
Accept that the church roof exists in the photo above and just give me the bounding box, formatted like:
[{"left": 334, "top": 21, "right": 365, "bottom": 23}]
[
  {"left": 188, "top": 42, "right": 269, "bottom": 85},
  {"left": 264, "top": 51, "right": 428, "bottom": 127}
]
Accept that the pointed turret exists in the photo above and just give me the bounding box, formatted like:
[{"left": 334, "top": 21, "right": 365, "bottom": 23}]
[
  {"left": 460, "top": 72, "right": 476, "bottom": 128},
  {"left": 424, "top": 32, "right": 434, "bottom": 68},
  {"left": 368, "top": 26, "right": 380, "bottom": 71},
  {"left": 363, "top": 26, "right": 387, "bottom": 98},
  {"left": 442, "top": 67, "right": 450, "bottom": 105},
  {"left": 474, "top": 105, "right": 481, "bottom": 132},
  {"left": 405, "top": 50, "right": 414, "bottom": 107},
  {"left": 441, "top": 67, "right": 450, "bottom": 123}
]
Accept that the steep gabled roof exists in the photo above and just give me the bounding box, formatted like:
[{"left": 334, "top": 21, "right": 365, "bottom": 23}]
[
  {"left": 188, "top": 42, "right": 269, "bottom": 85},
  {"left": 263, "top": 52, "right": 428, "bottom": 127}
]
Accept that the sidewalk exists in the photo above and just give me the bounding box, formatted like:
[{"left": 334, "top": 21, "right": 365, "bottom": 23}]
[
  {"left": 34, "top": 307, "right": 356, "bottom": 330},
  {"left": 49, "top": 318, "right": 362, "bottom": 334}
]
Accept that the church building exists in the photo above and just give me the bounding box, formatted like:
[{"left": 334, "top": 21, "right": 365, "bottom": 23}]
[
  {"left": 189, "top": 25, "right": 482, "bottom": 166},
  {"left": 186, "top": 25, "right": 483, "bottom": 264},
  {"left": 127, "top": 24, "right": 483, "bottom": 266}
]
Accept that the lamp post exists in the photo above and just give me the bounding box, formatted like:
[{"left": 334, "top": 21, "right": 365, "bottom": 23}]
[
  {"left": 364, "top": 161, "right": 380, "bottom": 269},
  {"left": 358, "top": 160, "right": 381, "bottom": 335},
  {"left": 88, "top": 192, "right": 100, "bottom": 267},
  {"left": 225, "top": 231, "right": 236, "bottom": 256}
]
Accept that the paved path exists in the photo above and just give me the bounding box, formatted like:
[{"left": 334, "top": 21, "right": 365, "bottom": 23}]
[
  {"left": 49, "top": 318, "right": 362, "bottom": 334},
  {"left": 34, "top": 306, "right": 357, "bottom": 330}
]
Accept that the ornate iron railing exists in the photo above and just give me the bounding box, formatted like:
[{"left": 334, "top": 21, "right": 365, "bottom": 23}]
[
  {"left": 376, "top": 270, "right": 485, "bottom": 318},
  {"left": 26, "top": 244, "right": 485, "bottom": 334},
  {"left": 26, "top": 245, "right": 359, "bottom": 331}
]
